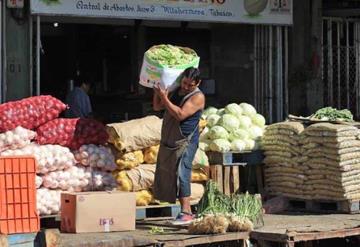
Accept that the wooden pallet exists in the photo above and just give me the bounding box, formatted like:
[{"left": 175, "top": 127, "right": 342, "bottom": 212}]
[
  {"left": 136, "top": 201, "right": 199, "bottom": 220},
  {"left": 136, "top": 204, "right": 181, "bottom": 220},
  {"left": 0, "top": 233, "right": 37, "bottom": 247},
  {"left": 286, "top": 198, "right": 360, "bottom": 214}
]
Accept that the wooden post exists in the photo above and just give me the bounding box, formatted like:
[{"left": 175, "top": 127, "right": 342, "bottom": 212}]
[
  {"left": 232, "top": 166, "right": 240, "bottom": 193},
  {"left": 215, "top": 165, "right": 224, "bottom": 193},
  {"left": 224, "top": 166, "right": 231, "bottom": 195}
]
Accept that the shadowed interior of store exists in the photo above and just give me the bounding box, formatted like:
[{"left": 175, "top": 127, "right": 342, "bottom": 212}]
[{"left": 39, "top": 22, "right": 211, "bottom": 123}]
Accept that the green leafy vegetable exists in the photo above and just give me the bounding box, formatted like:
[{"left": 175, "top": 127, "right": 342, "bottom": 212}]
[
  {"left": 149, "top": 226, "right": 165, "bottom": 234},
  {"left": 313, "top": 107, "right": 353, "bottom": 122}
]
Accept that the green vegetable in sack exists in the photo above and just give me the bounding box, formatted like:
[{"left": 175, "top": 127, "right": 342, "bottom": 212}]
[{"left": 146, "top": 44, "right": 198, "bottom": 67}]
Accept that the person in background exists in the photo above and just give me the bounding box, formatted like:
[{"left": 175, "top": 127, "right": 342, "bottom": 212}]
[
  {"left": 65, "top": 75, "right": 93, "bottom": 118},
  {"left": 152, "top": 67, "right": 205, "bottom": 225}
]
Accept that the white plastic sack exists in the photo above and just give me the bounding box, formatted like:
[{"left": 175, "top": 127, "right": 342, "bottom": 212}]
[{"left": 139, "top": 45, "right": 200, "bottom": 90}]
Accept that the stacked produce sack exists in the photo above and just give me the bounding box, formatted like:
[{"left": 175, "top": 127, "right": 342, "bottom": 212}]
[
  {"left": 109, "top": 116, "right": 208, "bottom": 205},
  {"left": 200, "top": 103, "right": 266, "bottom": 152},
  {"left": 302, "top": 123, "right": 360, "bottom": 200},
  {"left": 262, "top": 122, "right": 307, "bottom": 199},
  {"left": 0, "top": 96, "right": 115, "bottom": 216},
  {"left": 108, "top": 116, "right": 161, "bottom": 206}
]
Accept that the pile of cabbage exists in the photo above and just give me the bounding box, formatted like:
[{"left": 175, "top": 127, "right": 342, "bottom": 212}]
[{"left": 200, "top": 103, "right": 266, "bottom": 152}]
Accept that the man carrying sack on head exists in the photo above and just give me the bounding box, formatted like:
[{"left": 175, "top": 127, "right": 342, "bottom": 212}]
[{"left": 153, "top": 67, "right": 205, "bottom": 225}]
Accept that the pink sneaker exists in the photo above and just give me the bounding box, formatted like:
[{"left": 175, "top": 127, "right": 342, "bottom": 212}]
[{"left": 171, "top": 212, "right": 195, "bottom": 226}]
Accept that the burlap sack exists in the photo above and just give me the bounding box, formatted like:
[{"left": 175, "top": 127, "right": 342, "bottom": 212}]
[
  {"left": 267, "top": 186, "right": 304, "bottom": 195},
  {"left": 307, "top": 157, "right": 360, "bottom": 167},
  {"left": 264, "top": 156, "right": 298, "bottom": 166},
  {"left": 295, "top": 156, "right": 309, "bottom": 163},
  {"left": 107, "top": 116, "right": 162, "bottom": 152},
  {"left": 265, "top": 121, "right": 305, "bottom": 134},
  {"left": 126, "top": 165, "right": 156, "bottom": 192},
  {"left": 306, "top": 152, "right": 360, "bottom": 162},
  {"left": 265, "top": 171, "right": 306, "bottom": 179},
  {"left": 262, "top": 144, "right": 300, "bottom": 155},
  {"left": 264, "top": 129, "right": 297, "bottom": 136},
  {"left": 265, "top": 166, "right": 303, "bottom": 174},
  {"left": 304, "top": 130, "right": 358, "bottom": 137},
  {"left": 323, "top": 140, "right": 360, "bottom": 149},
  {"left": 266, "top": 176, "right": 304, "bottom": 185},
  {"left": 262, "top": 135, "right": 298, "bottom": 145},
  {"left": 305, "top": 147, "right": 360, "bottom": 156},
  {"left": 190, "top": 183, "right": 205, "bottom": 201},
  {"left": 304, "top": 123, "right": 358, "bottom": 133},
  {"left": 307, "top": 174, "right": 325, "bottom": 180},
  {"left": 339, "top": 163, "right": 360, "bottom": 172},
  {"left": 302, "top": 136, "right": 356, "bottom": 144},
  {"left": 302, "top": 143, "right": 321, "bottom": 149},
  {"left": 264, "top": 151, "right": 293, "bottom": 158},
  {"left": 262, "top": 139, "right": 298, "bottom": 147},
  {"left": 304, "top": 168, "right": 338, "bottom": 176}
]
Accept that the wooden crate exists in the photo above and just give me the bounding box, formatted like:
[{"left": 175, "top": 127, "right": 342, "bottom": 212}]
[
  {"left": 207, "top": 151, "right": 265, "bottom": 195},
  {"left": 210, "top": 165, "right": 241, "bottom": 195}
]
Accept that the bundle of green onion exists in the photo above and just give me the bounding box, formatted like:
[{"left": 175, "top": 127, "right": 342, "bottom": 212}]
[{"left": 190, "top": 180, "right": 263, "bottom": 234}]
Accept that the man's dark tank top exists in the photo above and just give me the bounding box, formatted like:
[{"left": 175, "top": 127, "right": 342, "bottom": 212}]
[{"left": 170, "top": 89, "right": 202, "bottom": 143}]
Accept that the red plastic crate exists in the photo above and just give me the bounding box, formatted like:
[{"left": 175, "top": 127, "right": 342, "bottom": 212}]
[{"left": 0, "top": 156, "right": 40, "bottom": 234}]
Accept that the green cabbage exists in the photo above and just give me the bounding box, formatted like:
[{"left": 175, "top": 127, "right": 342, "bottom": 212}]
[
  {"left": 218, "top": 114, "right": 240, "bottom": 132},
  {"left": 208, "top": 126, "right": 229, "bottom": 140},
  {"left": 229, "top": 129, "right": 249, "bottom": 141},
  {"left": 146, "top": 44, "right": 198, "bottom": 67},
  {"left": 202, "top": 107, "right": 218, "bottom": 119},
  {"left": 239, "top": 103, "right": 257, "bottom": 117},
  {"left": 248, "top": 126, "right": 264, "bottom": 140},
  {"left": 238, "top": 115, "right": 252, "bottom": 129},
  {"left": 217, "top": 108, "right": 226, "bottom": 116},
  {"left": 209, "top": 139, "right": 231, "bottom": 152},
  {"left": 251, "top": 113, "right": 266, "bottom": 127},
  {"left": 231, "top": 140, "right": 246, "bottom": 152},
  {"left": 199, "top": 128, "right": 210, "bottom": 142},
  {"left": 207, "top": 114, "right": 221, "bottom": 127},
  {"left": 199, "top": 139, "right": 211, "bottom": 152},
  {"left": 225, "top": 103, "right": 243, "bottom": 116},
  {"left": 244, "top": 139, "right": 256, "bottom": 150}
]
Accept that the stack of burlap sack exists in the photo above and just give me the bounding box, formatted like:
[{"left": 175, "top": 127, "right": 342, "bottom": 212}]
[
  {"left": 263, "top": 121, "right": 360, "bottom": 201},
  {"left": 262, "top": 122, "right": 307, "bottom": 199},
  {"left": 107, "top": 116, "right": 208, "bottom": 206},
  {"left": 301, "top": 123, "right": 360, "bottom": 200}
]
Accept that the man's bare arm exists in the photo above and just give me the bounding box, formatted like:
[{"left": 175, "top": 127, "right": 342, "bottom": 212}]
[{"left": 161, "top": 93, "right": 205, "bottom": 121}]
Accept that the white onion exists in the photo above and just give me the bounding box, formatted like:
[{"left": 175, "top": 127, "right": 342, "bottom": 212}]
[
  {"left": 1, "top": 143, "right": 76, "bottom": 174},
  {"left": 73, "top": 145, "right": 117, "bottom": 172}
]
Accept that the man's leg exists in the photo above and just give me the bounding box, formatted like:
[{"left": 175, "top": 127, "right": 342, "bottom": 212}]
[{"left": 180, "top": 196, "right": 192, "bottom": 214}]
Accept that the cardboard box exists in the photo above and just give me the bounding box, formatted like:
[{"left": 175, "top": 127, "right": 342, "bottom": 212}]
[{"left": 60, "top": 191, "right": 136, "bottom": 233}]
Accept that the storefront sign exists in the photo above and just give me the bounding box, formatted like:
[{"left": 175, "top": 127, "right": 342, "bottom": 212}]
[{"left": 30, "top": 0, "right": 292, "bottom": 25}]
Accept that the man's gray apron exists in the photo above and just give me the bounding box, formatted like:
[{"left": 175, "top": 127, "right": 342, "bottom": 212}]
[{"left": 153, "top": 88, "right": 201, "bottom": 203}]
